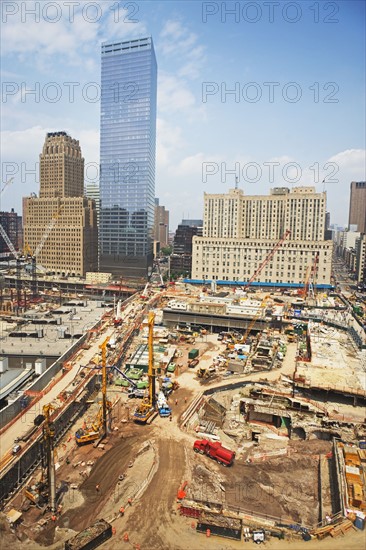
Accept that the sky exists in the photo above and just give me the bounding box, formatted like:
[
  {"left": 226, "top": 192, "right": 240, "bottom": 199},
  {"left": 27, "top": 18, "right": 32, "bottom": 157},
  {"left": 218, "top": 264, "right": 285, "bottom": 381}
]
[{"left": 1, "top": 0, "right": 365, "bottom": 230}]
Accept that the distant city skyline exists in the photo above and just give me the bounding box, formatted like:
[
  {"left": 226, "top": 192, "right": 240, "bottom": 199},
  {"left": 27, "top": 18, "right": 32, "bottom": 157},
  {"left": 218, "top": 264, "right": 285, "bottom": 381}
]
[{"left": 1, "top": 1, "right": 365, "bottom": 230}]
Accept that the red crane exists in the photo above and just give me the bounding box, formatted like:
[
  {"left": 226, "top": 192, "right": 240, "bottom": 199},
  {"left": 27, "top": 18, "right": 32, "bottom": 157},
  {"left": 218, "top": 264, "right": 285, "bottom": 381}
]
[{"left": 243, "top": 229, "right": 291, "bottom": 291}]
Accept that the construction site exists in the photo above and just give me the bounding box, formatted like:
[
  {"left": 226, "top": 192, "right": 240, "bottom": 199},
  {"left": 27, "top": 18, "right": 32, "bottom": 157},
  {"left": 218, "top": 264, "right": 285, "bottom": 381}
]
[{"left": 0, "top": 232, "right": 366, "bottom": 549}]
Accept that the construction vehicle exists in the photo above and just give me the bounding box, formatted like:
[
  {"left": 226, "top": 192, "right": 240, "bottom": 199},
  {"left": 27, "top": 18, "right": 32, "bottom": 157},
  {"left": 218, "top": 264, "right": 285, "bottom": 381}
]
[
  {"left": 193, "top": 439, "right": 235, "bottom": 466},
  {"left": 253, "top": 530, "right": 265, "bottom": 544},
  {"left": 197, "top": 366, "right": 216, "bottom": 379},
  {"left": 161, "top": 377, "right": 179, "bottom": 397},
  {"left": 75, "top": 338, "right": 112, "bottom": 445},
  {"left": 24, "top": 403, "right": 57, "bottom": 511},
  {"left": 242, "top": 229, "right": 290, "bottom": 291},
  {"left": 75, "top": 402, "right": 112, "bottom": 445},
  {"left": 157, "top": 391, "right": 172, "bottom": 417},
  {"left": 65, "top": 518, "right": 112, "bottom": 550},
  {"left": 24, "top": 481, "right": 49, "bottom": 507},
  {"left": 113, "top": 299, "right": 123, "bottom": 326},
  {"left": 133, "top": 312, "right": 157, "bottom": 423}
]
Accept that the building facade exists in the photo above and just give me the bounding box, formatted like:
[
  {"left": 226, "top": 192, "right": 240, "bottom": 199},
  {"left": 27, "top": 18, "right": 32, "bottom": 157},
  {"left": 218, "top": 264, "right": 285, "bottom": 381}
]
[
  {"left": 23, "top": 132, "right": 98, "bottom": 276},
  {"left": 0, "top": 208, "right": 22, "bottom": 254},
  {"left": 356, "top": 235, "right": 366, "bottom": 285},
  {"left": 154, "top": 198, "right": 169, "bottom": 249},
  {"left": 349, "top": 181, "right": 366, "bottom": 233},
  {"left": 171, "top": 223, "right": 202, "bottom": 275},
  {"left": 99, "top": 37, "right": 157, "bottom": 278},
  {"left": 192, "top": 187, "right": 333, "bottom": 286},
  {"left": 85, "top": 183, "right": 100, "bottom": 224}
]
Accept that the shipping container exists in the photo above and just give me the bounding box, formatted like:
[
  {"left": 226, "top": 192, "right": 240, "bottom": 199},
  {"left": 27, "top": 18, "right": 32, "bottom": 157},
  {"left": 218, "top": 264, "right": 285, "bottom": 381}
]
[{"left": 188, "top": 348, "right": 199, "bottom": 360}]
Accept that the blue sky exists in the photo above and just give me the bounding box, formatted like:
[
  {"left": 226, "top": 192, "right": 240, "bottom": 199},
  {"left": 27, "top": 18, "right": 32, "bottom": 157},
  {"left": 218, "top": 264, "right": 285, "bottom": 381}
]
[{"left": 1, "top": 0, "right": 365, "bottom": 230}]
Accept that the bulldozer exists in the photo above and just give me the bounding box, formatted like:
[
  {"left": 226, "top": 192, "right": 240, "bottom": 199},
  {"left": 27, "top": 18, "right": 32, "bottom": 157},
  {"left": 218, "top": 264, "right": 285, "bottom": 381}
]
[{"left": 197, "top": 366, "right": 216, "bottom": 379}]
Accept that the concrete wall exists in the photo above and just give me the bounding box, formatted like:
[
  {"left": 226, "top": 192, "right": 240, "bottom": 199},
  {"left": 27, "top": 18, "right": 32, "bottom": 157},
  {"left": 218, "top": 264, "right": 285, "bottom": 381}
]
[
  {"left": 0, "top": 375, "right": 97, "bottom": 503},
  {"left": 0, "top": 333, "right": 87, "bottom": 430}
]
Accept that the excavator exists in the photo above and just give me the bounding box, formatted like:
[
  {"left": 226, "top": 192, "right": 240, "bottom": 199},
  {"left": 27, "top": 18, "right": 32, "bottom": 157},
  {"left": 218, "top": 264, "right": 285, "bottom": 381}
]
[{"left": 133, "top": 312, "right": 157, "bottom": 424}]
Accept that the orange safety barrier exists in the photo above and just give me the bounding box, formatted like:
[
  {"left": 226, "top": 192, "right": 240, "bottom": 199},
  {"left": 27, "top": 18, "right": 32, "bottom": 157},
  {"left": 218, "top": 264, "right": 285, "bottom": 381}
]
[{"left": 123, "top": 532, "right": 129, "bottom": 542}]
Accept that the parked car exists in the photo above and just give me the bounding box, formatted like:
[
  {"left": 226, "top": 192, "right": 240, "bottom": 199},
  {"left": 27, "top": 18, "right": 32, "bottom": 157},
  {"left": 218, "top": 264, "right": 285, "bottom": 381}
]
[{"left": 188, "top": 359, "right": 199, "bottom": 368}]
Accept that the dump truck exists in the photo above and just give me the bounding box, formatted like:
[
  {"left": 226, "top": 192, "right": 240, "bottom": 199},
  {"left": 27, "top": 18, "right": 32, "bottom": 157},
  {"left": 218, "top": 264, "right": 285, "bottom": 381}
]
[
  {"left": 193, "top": 439, "right": 235, "bottom": 466},
  {"left": 64, "top": 518, "right": 112, "bottom": 550}
]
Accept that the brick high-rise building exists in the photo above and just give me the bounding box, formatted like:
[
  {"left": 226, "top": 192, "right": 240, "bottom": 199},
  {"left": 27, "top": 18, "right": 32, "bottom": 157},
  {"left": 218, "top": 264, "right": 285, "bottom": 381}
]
[
  {"left": 349, "top": 181, "right": 366, "bottom": 233},
  {"left": 23, "top": 132, "right": 98, "bottom": 276},
  {"left": 192, "top": 187, "right": 333, "bottom": 286}
]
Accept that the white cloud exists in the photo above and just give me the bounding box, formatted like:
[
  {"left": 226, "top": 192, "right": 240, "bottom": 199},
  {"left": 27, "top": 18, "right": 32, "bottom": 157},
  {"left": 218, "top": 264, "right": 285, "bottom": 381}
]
[
  {"left": 158, "top": 73, "right": 196, "bottom": 114},
  {"left": 1, "top": 5, "right": 146, "bottom": 71},
  {"left": 328, "top": 149, "right": 366, "bottom": 177},
  {"left": 156, "top": 118, "right": 184, "bottom": 169},
  {"left": 158, "top": 19, "right": 206, "bottom": 80}
]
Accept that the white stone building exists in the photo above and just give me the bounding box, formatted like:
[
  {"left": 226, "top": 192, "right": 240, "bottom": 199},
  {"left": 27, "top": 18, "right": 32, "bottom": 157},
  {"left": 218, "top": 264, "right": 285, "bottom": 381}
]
[{"left": 192, "top": 187, "right": 333, "bottom": 286}]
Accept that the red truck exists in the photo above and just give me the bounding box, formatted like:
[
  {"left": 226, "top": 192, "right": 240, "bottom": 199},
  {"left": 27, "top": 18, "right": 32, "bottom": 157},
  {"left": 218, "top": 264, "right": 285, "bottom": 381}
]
[{"left": 193, "top": 439, "right": 235, "bottom": 466}]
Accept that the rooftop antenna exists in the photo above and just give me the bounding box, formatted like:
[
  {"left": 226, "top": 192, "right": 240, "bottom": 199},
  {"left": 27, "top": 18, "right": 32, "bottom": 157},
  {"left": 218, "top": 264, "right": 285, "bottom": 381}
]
[
  {"left": 322, "top": 178, "right": 326, "bottom": 192},
  {"left": 235, "top": 176, "right": 238, "bottom": 190}
]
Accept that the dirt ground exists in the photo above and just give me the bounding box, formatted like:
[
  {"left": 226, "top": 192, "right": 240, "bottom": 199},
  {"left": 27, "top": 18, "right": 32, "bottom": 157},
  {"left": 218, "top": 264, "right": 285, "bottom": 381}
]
[{"left": 2, "top": 332, "right": 365, "bottom": 550}]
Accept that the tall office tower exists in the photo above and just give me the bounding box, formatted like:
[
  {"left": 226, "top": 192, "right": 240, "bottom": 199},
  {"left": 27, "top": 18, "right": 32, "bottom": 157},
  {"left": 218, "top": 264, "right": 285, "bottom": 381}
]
[
  {"left": 192, "top": 187, "right": 333, "bottom": 286},
  {"left": 154, "top": 198, "right": 169, "bottom": 248},
  {"left": 349, "top": 181, "right": 366, "bottom": 233},
  {"left": 23, "top": 132, "right": 98, "bottom": 276},
  {"left": 99, "top": 37, "right": 157, "bottom": 278},
  {"left": 0, "top": 208, "right": 22, "bottom": 254}
]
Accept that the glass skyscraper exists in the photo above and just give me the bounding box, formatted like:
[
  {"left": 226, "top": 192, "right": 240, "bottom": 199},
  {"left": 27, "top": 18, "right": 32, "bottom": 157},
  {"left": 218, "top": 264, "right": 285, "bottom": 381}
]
[{"left": 99, "top": 36, "right": 157, "bottom": 278}]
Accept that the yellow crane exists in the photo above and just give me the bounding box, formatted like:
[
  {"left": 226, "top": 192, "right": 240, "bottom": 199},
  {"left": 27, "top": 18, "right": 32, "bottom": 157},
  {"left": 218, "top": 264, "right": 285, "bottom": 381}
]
[
  {"left": 75, "top": 337, "right": 112, "bottom": 445},
  {"left": 43, "top": 403, "right": 57, "bottom": 512},
  {"left": 242, "top": 295, "right": 270, "bottom": 344},
  {"left": 24, "top": 403, "right": 57, "bottom": 511},
  {"left": 133, "top": 312, "right": 157, "bottom": 423}
]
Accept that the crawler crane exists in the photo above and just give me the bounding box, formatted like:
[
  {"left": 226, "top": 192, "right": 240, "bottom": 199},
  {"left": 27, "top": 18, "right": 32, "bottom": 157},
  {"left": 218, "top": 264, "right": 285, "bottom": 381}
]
[
  {"left": 24, "top": 403, "right": 57, "bottom": 511},
  {"left": 75, "top": 338, "right": 112, "bottom": 445},
  {"left": 133, "top": 312, "right": 157, "bottom": 423}
]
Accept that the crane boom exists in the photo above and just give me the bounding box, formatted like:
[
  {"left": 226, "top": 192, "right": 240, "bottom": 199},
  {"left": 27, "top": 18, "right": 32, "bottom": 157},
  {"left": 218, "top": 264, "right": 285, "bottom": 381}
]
[
  {"left": 0, "top": 223, "right": 20, "bottom": 259},
  {"left": 0, "top": 177, "right": 14, "bottom": 196},
  {"left": 34, "top": 205, "right": 62, "bottom": 258},
  {"left": 242, "top": 295, "right": 270, "bottom": 343},
  {"left": 243, "top": 230, "right": 290, "bottom": 291},
  {"left": 148, "top": 311, "right": 156, "bottom": 407},
  {"left": 99, "top": 337, "right": 110, "bottom": 437},
  {"left": 42, "top": 403, "right": 57, "bottom": 512}
]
